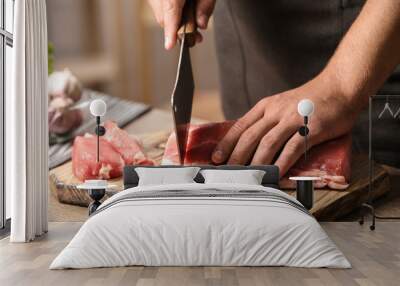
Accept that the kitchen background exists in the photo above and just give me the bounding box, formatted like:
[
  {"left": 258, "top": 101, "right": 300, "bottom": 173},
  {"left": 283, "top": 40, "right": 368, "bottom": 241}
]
[{"left": 46, "top": 0, "right": 224, "bottom": 121}]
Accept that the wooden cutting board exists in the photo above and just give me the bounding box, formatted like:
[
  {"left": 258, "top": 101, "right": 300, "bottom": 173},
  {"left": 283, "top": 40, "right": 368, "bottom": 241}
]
[{"left": 49, "top": 131, "right": 390, "bottom": 221}]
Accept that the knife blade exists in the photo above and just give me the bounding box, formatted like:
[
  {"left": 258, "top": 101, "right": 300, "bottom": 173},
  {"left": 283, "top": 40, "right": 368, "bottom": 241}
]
[{"left": 171, "top": 0, "right": 197, "bottom": 165}]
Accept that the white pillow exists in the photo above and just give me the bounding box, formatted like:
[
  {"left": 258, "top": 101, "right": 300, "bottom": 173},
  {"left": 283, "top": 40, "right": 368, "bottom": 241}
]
[
  {"left": 200, "top": 169, "right": 266, "bottom": 185},
  {"left": 136, "top": 167, "right": 201, "bottom": 186}
]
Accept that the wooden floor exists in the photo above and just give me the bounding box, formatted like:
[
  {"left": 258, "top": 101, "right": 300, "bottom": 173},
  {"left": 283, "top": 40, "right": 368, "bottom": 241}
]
[{"left": 0, "top": 222, "right": 399, "bottom": 286}]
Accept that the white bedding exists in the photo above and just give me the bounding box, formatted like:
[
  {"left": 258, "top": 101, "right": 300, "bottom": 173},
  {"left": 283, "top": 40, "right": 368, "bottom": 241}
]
[{"left": 50, "top": 183, "right": 350, "bottom": 269}]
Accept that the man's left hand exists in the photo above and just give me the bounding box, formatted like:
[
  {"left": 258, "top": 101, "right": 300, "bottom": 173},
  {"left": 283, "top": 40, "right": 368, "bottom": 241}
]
[{"left": 211, "top": 73, "right": 362, "bottom": 177}]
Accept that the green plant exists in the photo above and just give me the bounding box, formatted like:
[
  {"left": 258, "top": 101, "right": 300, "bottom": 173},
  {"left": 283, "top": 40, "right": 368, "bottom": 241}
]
[{"left": 48, "top": 42, "right": 55, "bottom": 75}]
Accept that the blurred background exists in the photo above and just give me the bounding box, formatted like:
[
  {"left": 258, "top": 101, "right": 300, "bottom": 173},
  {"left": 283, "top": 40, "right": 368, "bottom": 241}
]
[{"left": 46, "top": 0, "right": 224, "bottom": 121}]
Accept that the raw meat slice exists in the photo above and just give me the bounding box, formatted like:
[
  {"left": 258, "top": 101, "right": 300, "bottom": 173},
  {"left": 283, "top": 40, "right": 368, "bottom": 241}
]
[
  {"left": 72, "top": 135, "right": 124, "bottom": 181},
  {"left": 72, "top": 121, "right": 155, "bottom": 181},
  {"left": 162, "top": 121, "right": 235, "bottom": 165},
  {"left": 280, "top": 135, "right": 352, "bottom": 190},
  {"left": 162, "top": 120, "right": 351, "bottom": 190},
  {"left": 103, "top": 121, "right": 155, "bottom": 166}
]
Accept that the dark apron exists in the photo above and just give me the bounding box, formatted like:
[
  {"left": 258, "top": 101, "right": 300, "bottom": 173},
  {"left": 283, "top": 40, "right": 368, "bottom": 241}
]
[{"left": 214, "top": 0, "right": 400, "bottom": 167}]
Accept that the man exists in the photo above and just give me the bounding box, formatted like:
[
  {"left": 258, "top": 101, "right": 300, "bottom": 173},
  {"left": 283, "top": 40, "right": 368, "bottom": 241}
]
[{"left": 148, "top": 0, "right": 400, "bottom": 175}]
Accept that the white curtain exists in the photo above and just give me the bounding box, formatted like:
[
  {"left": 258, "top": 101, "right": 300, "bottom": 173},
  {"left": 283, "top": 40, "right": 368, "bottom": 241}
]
[{"left": 8, "top": 0, "right": 49, "bottom": 242}]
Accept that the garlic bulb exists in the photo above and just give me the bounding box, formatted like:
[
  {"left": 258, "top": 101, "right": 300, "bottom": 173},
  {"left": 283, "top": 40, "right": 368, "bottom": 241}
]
[{"left": 48, "top": 69, "right": 82, "bottom": 102}]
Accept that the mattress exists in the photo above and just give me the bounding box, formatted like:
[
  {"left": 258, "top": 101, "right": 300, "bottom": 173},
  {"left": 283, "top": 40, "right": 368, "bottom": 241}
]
[{"left": 50, "top": 183, "right": 350, "bottom": 269}]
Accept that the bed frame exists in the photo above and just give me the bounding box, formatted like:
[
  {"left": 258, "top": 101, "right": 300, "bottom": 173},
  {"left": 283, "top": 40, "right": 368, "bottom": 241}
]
[
  {"left": 123, "top": 165, "right": 280, "bottom": 189},
  {"left": 85, "top": 165, "right": 279, "bottom": 215}
]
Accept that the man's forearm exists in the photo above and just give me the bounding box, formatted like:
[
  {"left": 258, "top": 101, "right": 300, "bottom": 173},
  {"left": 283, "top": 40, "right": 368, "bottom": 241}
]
[{"left": 321, "top": 0, "right": 400, "bottom": 110}]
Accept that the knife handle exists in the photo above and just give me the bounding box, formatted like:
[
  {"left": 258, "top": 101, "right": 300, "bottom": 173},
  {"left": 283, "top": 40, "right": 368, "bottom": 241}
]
[{"left": 178, "top": 0, "right": 197, "bottom": 47}]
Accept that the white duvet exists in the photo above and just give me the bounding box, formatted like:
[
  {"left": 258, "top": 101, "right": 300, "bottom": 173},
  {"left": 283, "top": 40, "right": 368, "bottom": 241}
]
[{"left": 50, "top": 183, "right": 350, "bottom": 269}]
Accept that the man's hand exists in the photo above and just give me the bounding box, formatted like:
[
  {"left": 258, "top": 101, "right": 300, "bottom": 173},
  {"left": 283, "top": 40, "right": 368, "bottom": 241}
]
[
  {"left": 211, "top": 73, "right": 361, "bottom": 177},
  {"left": 148, "top": 0, "right": 216, "bottom": 50}
]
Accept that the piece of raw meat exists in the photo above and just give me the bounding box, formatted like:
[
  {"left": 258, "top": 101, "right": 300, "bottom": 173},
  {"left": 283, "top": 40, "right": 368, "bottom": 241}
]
[
  {"left": 103, "top": 121, "right": 155, "bottom": 166},
  {"left": 72, "top": 135, "right": 125, "bottom": 181},
  {"left": 162, "top": 121, "right": 235, "bottom": 165},
  {"left": 72, "top": 122, "right": 155, "bottom": 181},
  {"left": 162, "top": 121, "right": 351, "bottom": 190},
  {"left": 279, "top": 135, "right": 352, "bottom": 190}
]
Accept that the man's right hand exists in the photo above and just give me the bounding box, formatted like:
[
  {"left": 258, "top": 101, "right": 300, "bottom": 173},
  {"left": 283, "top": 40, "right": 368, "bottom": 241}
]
[{"left": 148, "top": 0, "right": 216, "bottom": 50}]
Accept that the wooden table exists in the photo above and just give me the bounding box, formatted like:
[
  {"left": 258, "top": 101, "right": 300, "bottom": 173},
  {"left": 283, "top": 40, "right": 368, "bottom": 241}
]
[{"left": 49, "top": 108, "right": 390, "bottom": 222}]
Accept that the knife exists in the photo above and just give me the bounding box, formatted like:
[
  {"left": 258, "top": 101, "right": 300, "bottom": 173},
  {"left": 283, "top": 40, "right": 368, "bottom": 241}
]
[{"left": 171, "top": 0, "right": 197, "bottom": 165}]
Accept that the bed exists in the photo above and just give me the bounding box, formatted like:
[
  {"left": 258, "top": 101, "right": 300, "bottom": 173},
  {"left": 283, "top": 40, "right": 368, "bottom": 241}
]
[{"left": 50, "top": 165, "right": 350, "bottom": 269}]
